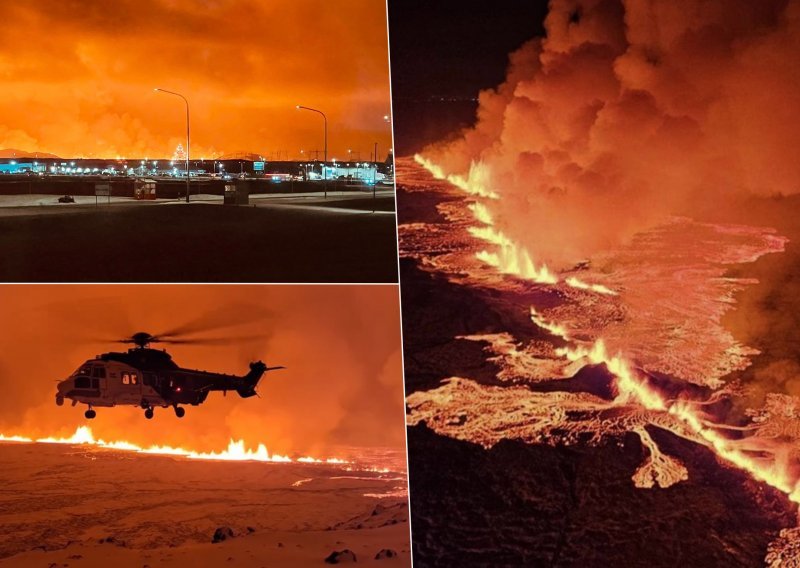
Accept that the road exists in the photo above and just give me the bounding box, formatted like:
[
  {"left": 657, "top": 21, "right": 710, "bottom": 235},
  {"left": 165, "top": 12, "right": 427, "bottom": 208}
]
[{"left": 0, "top": 194, "right": 398, "bottom": 282}]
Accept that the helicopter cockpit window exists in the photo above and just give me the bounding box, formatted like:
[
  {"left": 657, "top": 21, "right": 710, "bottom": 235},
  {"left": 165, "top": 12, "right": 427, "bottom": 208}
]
[
  {"left": 92, "top": 366, "right": 106, "bottom": 379},
  {"left": 91, "top": 378, "right": 99, "bottom": 389},
  {"left": 73, "top": 365, "right": 92, "bottom": 377},
  {"left": 74, "top": 377, "right": 90, "bottom": 389}
]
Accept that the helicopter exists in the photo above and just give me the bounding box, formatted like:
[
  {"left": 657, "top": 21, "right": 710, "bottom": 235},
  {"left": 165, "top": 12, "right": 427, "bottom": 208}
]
[{"left": 55, "top": 331, "right": 284, "bottom": 420}]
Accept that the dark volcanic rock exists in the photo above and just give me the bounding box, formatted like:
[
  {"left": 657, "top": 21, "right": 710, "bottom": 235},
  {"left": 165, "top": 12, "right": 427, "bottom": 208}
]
[
  {"left": 407, "top": 423, "right": 794, "bottom": 567},
  {"left": 324, "top": 549, "right": 357, "bottom": 563},
  {"left": 375, "top": 548, "right": 398, "bottom": 559},
  {"left": 212, "top": 527, "right": 235, "bottom": 544},
  {"left": 329, "top": 501, "right": 408, "bottom": 531}
]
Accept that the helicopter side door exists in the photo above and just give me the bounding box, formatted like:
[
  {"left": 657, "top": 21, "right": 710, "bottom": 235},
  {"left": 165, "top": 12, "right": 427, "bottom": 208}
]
[
  {"left": 141, "top": 372, "right": 164, "bottom": 406},
  {"left": 91, "top": 365, "right": 106, "bottom": 403}
]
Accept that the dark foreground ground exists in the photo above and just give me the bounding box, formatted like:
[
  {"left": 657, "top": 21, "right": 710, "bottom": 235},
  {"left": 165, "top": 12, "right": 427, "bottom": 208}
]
[
  {"left": 0, "top": 198, "right": 398, "bottom": 282},
  {"left": 397, "top": 183, "right": 800, "bottom": 567}
]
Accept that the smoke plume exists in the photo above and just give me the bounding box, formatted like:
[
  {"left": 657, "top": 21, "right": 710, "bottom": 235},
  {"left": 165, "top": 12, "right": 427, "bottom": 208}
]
[{"left": 422, "top": 0, "right": 800, "bottom": 265}]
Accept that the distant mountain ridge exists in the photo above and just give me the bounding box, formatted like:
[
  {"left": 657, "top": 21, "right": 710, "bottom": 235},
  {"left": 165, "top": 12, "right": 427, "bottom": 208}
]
[{"left": 0, "top": 148, "right": 60, "bottom": 159}]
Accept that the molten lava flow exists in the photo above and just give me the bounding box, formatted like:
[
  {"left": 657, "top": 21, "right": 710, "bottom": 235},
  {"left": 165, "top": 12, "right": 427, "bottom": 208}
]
[
  {"left": 564, "top": 276, "right": 617, "bottom": 296},
  {"left": 3, "top": 426, "right": 351, "bottom": 465},
  {"left": 556, "top": 340, "right": 666, "bottom": 411},
  {"left": 459, "top": 333, "right": 583, "bottom": 382},
  {"left": 404, "top": 155, "right": 800, "bottom": 509},
  {"left": 631, "top": 426, "right": 689, "bottom": 489},
  {"left": 475, "top": 246, "right": 558, "bottom": 284},
  {"left": 0, "top": 434, "right": 32, "bottom": 443},
  {"left": 555, "top": 338, "right": 800, "bottom": 500},
  {"left": 468, "top": 201, "right": 494, "bottom": 225},
  {"left": 529, "top": 307, "right": 569, "bottom": 341},
  {"left": 415, "top": 153, "right": 619, "bottom": 292},
  {"left": 414, "top": 154, "right": 499, "bottom": 200}
]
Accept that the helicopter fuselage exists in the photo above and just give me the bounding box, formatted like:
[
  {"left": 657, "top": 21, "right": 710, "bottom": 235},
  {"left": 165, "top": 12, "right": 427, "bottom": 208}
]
[{"left": 55, "top": 347, "right": 279, "bottom": 419}]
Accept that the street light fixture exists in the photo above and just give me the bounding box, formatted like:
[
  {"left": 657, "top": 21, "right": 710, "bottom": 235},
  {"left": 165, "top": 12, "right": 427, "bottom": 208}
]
[
  {"left": 296, "top": 104, "right": 328, "bottom": 197},
  {"left": 155, "top": 88, "right": 191, "bottom": 203}
]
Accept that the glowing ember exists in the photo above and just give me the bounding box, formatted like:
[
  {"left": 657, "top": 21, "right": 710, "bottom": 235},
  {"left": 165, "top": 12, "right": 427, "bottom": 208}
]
[{"left": 2, "top": 426, "right": 350, "bottom": 465}]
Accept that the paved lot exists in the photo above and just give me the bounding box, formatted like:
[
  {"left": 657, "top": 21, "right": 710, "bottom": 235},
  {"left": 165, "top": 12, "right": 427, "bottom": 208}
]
[{"left": 0, "top": 198, "right": 398, "bottom": 282}]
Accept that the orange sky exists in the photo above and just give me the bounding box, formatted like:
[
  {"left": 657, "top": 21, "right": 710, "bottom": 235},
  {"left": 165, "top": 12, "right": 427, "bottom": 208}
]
[
  {"left": 0, "top": 285, "right": 405, "bottom": 457},
  {"left": 0, "top": 1, "right": 392, "bottom": 160}
]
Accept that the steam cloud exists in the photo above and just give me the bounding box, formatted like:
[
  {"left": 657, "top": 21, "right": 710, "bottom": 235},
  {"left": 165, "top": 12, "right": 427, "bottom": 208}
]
[{"left": 422, "top": 0, "right": 800, "bottom": 264}]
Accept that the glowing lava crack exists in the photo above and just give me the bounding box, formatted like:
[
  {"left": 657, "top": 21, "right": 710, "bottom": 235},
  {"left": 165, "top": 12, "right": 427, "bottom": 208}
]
[
  {"left": 0, "top": 426, "right": 349, "bottom": 465},
  {"left": 405, "top": 155, "right": 800, "bottom": 509}
]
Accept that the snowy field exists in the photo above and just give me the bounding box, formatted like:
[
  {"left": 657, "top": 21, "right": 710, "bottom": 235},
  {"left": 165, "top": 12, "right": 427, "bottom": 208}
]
[{"left": 0, "top": 441, "right": 410, "bottom": 567}]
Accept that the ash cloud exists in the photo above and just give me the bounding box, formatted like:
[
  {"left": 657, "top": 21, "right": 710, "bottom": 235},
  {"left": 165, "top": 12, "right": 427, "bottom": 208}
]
[{"left": 423, "top": 0, "right": 800, "bottom": 265}]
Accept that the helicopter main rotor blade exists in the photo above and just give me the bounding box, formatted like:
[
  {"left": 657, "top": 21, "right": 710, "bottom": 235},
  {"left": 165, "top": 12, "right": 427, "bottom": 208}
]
[
  {"left": 155, "top": 304, "right": 274, "bottom": 340},
  {"left": 153, "top": 333, "right": 272, "bottom": 346}
]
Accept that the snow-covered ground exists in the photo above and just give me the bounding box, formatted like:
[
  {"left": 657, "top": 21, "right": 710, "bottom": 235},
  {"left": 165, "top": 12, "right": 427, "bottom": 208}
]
[{"left": 0, "top": 442, "right": 410, "bottom": 567}]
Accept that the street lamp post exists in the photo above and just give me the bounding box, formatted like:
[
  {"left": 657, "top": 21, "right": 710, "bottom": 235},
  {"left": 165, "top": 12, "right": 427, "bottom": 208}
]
[
  {"left": 296, "top": 104, "right": 327, "bottom": 198},
  {"left": 155, "top": 88, "right": 191, "bottom": 203}
]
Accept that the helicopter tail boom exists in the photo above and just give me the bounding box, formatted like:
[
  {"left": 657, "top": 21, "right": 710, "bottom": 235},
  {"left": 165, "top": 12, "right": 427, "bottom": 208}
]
[{"left": 236, "top": 360, "right": 284, "bottom": 398}]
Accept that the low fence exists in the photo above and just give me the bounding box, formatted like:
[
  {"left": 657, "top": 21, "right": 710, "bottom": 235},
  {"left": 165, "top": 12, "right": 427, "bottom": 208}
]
[{"left": 0, "top": 176, "right": 376, "bottom": 199}]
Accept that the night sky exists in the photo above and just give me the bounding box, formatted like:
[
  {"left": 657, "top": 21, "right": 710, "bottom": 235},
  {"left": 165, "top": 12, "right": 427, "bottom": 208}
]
[{"left": 388, "top": 0, "right": 548, "bottom": 154}]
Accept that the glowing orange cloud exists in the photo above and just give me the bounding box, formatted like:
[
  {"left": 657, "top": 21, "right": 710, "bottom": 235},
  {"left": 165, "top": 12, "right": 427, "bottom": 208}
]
[{"left": 0, "top": 1, "right": 392, "bottom": 160}]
